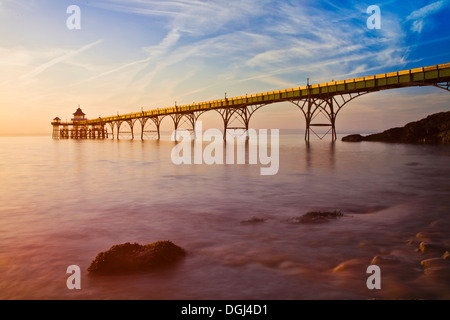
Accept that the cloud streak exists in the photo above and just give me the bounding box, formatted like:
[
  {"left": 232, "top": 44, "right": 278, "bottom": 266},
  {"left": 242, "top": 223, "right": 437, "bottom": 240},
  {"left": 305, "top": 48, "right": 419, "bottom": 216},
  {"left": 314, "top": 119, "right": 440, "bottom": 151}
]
[
  {"left": 406, "top": 0, "right": 446, "bottom": 32},
  {"left": 82, "top": 0, "right": 412, "bottom": 100},
  {"left": 20, "top": 39, "right": 103, "bottom": 81}
]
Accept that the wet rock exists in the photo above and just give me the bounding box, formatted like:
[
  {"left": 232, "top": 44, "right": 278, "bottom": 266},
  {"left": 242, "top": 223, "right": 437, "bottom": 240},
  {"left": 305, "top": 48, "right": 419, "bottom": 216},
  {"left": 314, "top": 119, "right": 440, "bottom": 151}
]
[
  {"left": 240, "top": 217, "right": 267, "bottom": 224},
  {"left": 342, "top": 111, "right": 450, "bottom": 144},
  {"left": 415, "top": 232, "right": 432, "bottom": 242},
  {"left": 419, "top": 242, "right": 447, "bottom": 255},
  {"left": 88, "top": 241, "right": 186, "bottom": 275},
  {"left": 288, "top": 210, "right": 343, "bottom": 224},
  {"left": 341, "top": 134, "right": 365, "bottom": 142},
  {"left": 370, "top": 255, "right": 400, "bottom": 266},
  {"left": 421, "top": 258, "right": 450, "bottom": 280},
  {"left": 331, "top": 258, "right": 365, "bottom": 273},
  {"left": 420, "top": 258, "right": 450, "bottom": 268},
  {"left": 443, "top": 251, "right": 450, "bottom": 260}
]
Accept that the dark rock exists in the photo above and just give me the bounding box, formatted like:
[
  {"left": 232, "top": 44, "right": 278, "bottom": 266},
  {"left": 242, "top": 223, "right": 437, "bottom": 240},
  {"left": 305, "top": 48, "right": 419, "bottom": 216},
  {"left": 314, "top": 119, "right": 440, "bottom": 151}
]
[
  {"left": 288, "top": 210, "right": 343, "bottom": 224},
  {"left": 370, "top": 255, "right": 401, "bottom": 265},
  {"left": 421, "top": 258, "right": 450, "bottom": 280},
  {"left": 420, "top": 258, "right": 450, "bottom": 268},
  {"left": 331, "top": 258, "right": 366, "bottom": 273},
  {"left": 418, "top": 241, "right": 447, "bottom": 255},
  {"left": 341, "top": 134, "right": 365, "bottom": 142},
  {"left": 88, "top": 241, "right": 186, "bottom": 275},
  {"left": 415, "top": 232, "right": 432, "bottom": 242},
  {"left": 342, "top": 111, "right": 450, "bottom": 144},
  {"left": 240, "top": 216, "right": 267, "bottom": 224},
  {"left": 443, "top": 251, "right": 450, "bottom": 260}
]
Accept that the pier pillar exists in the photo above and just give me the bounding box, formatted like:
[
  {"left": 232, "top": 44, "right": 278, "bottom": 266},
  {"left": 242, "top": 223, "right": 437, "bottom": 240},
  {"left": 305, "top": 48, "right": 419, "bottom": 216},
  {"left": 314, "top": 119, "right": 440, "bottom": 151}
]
[
  {"left": 140, "top": 115, "right": 165, "bottom": 140},
  {"left": 170, "top": 112, "right": 204, "bottom": 140},
  {"left": 217, "top": 104, "right": 264, "bottom": 141},
  {"left": 52, "top": 125, "right": 60, "bottom": 139},
  {"left": 291, "top": 92, "right": 367, "bottom": 141},
  {"left": 108, "top": 122, "right": 115, "bottom": 139},
  {"left": 115, "top": 120, "right": 136, "bottom": 140},
  {"left": 116, "top": 121, "right": 122, "bottom": 140}
]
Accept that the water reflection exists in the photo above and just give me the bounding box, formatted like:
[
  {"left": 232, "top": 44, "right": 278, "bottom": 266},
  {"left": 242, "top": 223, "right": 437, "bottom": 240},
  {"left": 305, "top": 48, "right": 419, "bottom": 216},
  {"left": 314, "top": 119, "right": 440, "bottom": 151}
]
[{"left": 304, "top": 140, "right": 336, "bottom": 170}]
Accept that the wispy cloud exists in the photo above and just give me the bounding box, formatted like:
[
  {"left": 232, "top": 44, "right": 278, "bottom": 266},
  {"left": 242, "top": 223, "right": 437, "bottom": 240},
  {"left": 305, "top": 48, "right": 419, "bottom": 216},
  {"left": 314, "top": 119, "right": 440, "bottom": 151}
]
[
  {"left": 92, "top": 0, "right": 267, "bottom": 35},
  {"left": 19, "top": 39, "right": 103, "bottom": 82},
  {"left": 77, "top": 0, "right": 415, "bottom": 108},
  {"left": 75, "top": 1, "right": 428, "bottom": 110},
  {"left": 406, "top": 0, "right": 446, "bottom": 33},
  {"left": 231, "top": 2, "right": 409, "bottom": 88},
  {"left": 76, "top": 30, "right": 179, "bottom": 85}
]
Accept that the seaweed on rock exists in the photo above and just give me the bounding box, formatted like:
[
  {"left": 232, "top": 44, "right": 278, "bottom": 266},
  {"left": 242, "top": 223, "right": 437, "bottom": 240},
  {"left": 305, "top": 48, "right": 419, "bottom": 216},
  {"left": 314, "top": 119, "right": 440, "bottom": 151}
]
[{"left": 88, "top": 241, "right": 186, "bottom": 275}]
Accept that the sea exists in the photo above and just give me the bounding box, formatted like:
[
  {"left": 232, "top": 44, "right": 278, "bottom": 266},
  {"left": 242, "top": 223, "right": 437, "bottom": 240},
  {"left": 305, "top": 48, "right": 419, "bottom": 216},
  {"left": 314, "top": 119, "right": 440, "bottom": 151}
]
[{"left": 0, "top": 132, "right": 449, "bottom": 300}]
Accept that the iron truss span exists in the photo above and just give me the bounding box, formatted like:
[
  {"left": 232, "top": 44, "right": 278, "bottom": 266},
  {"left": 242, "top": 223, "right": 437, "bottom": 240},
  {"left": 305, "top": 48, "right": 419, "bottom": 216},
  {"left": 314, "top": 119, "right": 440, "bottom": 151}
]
[{"left": 52, "top": 63, "right": 450, "bottom": 141}]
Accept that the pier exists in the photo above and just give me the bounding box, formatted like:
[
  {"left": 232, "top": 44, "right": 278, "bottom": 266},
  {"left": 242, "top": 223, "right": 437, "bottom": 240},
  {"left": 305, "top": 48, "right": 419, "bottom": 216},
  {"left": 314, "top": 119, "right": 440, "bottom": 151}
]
[
  {"left": 52, "top": 63, "right": 450, "bottom": 141},
  {"left": 52, "top": 107, "right": 108, "bottom": 139}
]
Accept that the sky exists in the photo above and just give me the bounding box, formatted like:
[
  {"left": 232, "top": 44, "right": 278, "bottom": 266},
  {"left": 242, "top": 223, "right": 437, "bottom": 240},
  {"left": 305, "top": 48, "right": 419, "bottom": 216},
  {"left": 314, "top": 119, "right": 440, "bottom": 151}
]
[{"left": 0, "top": 0, "right": 449, "bottom": 135}]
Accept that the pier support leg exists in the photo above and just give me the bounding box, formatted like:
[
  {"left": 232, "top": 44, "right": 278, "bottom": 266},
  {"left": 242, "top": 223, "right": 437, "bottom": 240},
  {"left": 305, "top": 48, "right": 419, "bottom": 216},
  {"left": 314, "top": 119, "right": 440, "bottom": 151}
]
[
  {"left": 216, "top": 104, "right": 265, "bottom": 141},
  {"left": 52, "top": 125, "right": 60, "bottom": 139},
  {"left": 108, "top": 122, "right": 115, "bottom": 139},
  {"left": 170, "top": 112, "right": 204, "bottom": 140},
  {"left": 116, "top": 121, "right": 122, "bottom": 140},
  {"left": 290, "top": 92, "right": 367, "bottom": 142},
  {"left": 434, "top": 81, "right": 450, "bottom": 92},
  {"left": 140, "top": 116, "right": 165, "bottom": 140},
  {"left": 125, "top": 120, "right": 136, "bottom": 140}
]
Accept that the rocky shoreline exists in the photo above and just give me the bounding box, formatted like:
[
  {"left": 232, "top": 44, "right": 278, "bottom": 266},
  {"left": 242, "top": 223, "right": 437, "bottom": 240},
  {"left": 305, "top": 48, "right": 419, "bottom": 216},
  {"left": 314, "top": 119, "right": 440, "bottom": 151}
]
[
  {"left": 85, "top": 210, "right": 450, "bottom": 299},
  {"left": 342, "top": 111, "right": 450, "bottom": 144}
]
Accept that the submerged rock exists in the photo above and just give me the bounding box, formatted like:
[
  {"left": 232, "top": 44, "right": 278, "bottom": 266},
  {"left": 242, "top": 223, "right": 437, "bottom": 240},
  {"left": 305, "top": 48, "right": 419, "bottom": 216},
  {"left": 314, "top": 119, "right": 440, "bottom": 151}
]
[
  {"left": 415, "top": 232, "right": 433, "bottom": 242},
  {"left": 418, "top": 242, "right": 447, "bottom": 255},
  {"left": 240, "top": 217, "right": 267, "bottom": 224},
  {"left": 421, "top": 257, "right": 450, "bottom": 280},
  {"left": 288, "top": 210, "right": 343, "bottom": 224},
  {"left": 342, "top": 111, "right": 450, "bottom": 144},
  {"left": 420, "top": 258, "right": 450, "bottom": 268},
  {"left": 331, "top": 258, "right": 365, "bottom": 273},
  {"left": 370, "top": 255, "right": 401, "bottom": 266},
  {"left": 88, "top": 241, "right": 186, "bottom": 275}
]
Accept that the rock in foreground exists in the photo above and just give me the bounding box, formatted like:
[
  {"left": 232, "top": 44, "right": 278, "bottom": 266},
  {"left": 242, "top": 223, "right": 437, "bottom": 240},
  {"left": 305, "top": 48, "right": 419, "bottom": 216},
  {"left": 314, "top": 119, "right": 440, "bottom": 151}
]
[
  {"left": 240, "top": 216, "right": 267, "bottom": 224},
  {"left": 288, "top": 210, "right": 343, "bottom": 224},
  {"left": 419, "top": 241, "right": 447, "bottom": 255},
  {"left": 88, "top": 241, "right": 186, "bottom": 275},
  {"left": 342, "top": 111, "right": 450, "bottom": 144}
]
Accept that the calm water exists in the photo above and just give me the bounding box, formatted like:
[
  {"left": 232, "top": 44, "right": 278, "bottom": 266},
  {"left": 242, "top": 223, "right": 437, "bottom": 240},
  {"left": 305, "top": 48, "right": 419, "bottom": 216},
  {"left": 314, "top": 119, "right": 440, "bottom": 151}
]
[{"left": 0, "top": 133, "right": 449, "bottom": 300}]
